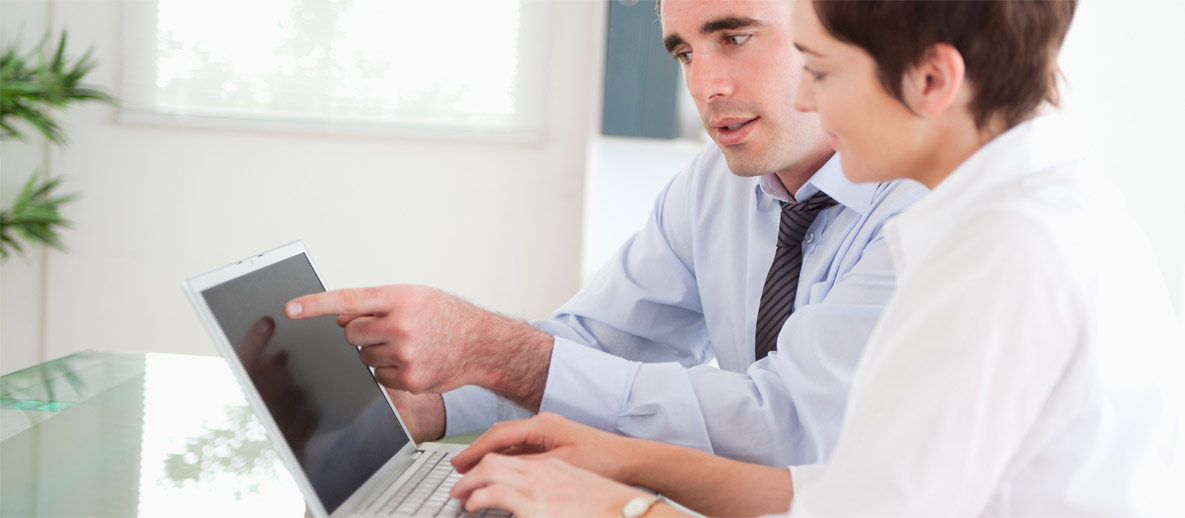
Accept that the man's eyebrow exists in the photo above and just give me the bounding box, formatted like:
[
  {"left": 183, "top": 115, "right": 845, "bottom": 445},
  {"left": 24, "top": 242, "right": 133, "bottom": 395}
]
[
  {"left": 663, "top": 33, "right": 687, "bottom": 55},
  {"left": 700, "top": 16, "right": 762, "bottom": 35},
  {"left": 664, "top": 17, "right": 762, "bottom": 55}
]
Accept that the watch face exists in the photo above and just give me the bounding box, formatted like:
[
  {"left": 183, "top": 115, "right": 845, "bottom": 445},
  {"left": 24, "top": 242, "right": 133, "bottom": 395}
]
[
  {"left": 623, "top": 495, "right": 658, "bottom": 518},
  {"left": 624, "top": 499, "right": 648, "bottom": 516}
]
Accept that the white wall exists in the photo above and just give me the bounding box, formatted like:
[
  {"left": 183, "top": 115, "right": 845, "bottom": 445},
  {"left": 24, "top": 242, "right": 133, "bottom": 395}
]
[
  {"left": 1, "top": 0, "right": 608, "bottom": 372},
  {"left": 1058, "top": 0, "right": 1185, "bottom": 314}
]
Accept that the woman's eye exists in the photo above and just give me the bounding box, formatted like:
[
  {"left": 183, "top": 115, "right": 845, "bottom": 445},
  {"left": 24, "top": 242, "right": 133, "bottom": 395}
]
[{"left": 805, "top": 66, "right": 826, "bottom": 81}]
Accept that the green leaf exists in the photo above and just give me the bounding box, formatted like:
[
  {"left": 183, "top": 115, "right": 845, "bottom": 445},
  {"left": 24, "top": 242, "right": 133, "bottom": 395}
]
[
  {"left": 0, "top": 29, "right": 116, "bottom": 144},
  {"left": 0, "top": 172, "right": 78, "bottom": 261}
]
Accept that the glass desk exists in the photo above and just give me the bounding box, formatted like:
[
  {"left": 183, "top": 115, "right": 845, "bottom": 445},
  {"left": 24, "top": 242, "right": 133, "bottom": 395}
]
[{"left": 1, "top": 351, "right": 476, "bottom": 517}]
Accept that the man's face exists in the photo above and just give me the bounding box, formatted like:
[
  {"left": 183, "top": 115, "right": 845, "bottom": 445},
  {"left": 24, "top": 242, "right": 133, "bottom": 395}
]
[{"left": 661, "top": 0, "right": 830, "bottom": 178}]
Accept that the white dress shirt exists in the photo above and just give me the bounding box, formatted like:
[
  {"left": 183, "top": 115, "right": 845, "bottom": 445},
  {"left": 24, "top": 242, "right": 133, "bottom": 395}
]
[
  {"left": 787, "top": 115, "right": 1183, "bottom": 516},
  {"left": 444, "top": 142, "right": 927, "bottom": 466}
]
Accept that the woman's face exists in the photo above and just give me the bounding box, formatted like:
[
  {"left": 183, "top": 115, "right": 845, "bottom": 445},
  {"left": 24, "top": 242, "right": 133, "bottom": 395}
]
[{"left": 789, "top": 0, "right": 927, "bottom": 185}]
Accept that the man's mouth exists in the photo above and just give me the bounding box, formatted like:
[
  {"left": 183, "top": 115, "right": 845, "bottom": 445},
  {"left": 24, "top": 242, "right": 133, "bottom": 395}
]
[
  {"left": 713, "top": 117, "right": 757, "bottom": 131},
  {"left": 712, "top": 117, "right": 759, "bottom": 146}
]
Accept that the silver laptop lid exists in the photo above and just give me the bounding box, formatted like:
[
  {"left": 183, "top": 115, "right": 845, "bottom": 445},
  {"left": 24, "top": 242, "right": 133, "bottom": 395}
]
[{"left": 183, "top": 242, "right": 418, "bottom": 516}]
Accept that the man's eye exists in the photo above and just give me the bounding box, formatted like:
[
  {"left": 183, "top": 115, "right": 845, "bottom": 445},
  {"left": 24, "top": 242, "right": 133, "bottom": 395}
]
[
  {"left": 671, "top": 51, "right": 692, "bottom": 64},
  {"left": 724, "top": 34, "right": 752, "bottom": 46}
]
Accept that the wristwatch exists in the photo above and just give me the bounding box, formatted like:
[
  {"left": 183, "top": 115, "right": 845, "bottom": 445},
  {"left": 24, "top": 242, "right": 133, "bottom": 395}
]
[{"left": 621, "top": 493, "right": 664, "bottom": 518}]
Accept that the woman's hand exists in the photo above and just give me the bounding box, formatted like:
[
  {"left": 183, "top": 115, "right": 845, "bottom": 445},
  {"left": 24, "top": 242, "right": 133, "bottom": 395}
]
[
  {"left": 450, "top": 412, "right": 642, "bottom": 484},
  {"left": 450, "top": 453, "right": 652, "bottom": 518}
]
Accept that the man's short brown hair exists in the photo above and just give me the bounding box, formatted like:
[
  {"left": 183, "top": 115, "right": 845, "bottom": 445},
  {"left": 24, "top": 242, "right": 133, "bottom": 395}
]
[{"left": 813, "top": 0, "right": 1078, "bottom": 130}]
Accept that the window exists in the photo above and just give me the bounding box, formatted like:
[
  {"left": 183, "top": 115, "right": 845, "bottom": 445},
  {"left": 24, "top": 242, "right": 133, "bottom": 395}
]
[{"left": 120, "top": 0, "right": 546, "bottom": 140}]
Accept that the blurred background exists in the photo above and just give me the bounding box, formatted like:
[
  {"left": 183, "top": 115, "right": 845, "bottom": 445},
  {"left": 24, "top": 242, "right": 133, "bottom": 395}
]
[{"left": 2, "top": 0, "right": 1183, "bottom": 374}]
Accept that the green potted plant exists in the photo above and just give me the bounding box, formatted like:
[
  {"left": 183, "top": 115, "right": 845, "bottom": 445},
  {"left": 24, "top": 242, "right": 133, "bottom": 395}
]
[{"left": 1, "top": 31, "right": 114, "bottom": 261}]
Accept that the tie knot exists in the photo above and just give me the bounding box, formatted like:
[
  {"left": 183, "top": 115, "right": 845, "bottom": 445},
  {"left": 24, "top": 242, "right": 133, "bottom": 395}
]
[
  {"left": 776, "top": 192, "right": 838, "bottom": 248},
  {"left": 782, "top": 191, "right": 838, "bottom": 215}
]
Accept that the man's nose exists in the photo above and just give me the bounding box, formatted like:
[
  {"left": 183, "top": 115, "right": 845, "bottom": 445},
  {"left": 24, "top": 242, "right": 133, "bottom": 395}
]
[{"left": 685, "top": 54, "right": 735, "bottom": 103}]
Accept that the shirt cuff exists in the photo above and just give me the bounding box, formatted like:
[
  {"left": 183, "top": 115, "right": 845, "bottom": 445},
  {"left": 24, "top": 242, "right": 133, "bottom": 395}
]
[
  {"left": 539, "top": 336, "right": 641, "bottom": 433},
  {"left": 441, "top": 385, "right": 497, "bottom": 437},
  {"left": 788, "top": 464, "right": 827, "bottom": 495}
]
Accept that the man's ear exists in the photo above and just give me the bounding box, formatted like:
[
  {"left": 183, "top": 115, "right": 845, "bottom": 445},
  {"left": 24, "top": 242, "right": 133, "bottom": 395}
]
[{"left": 901, "top": 43, "right": 966, "bottom": 117}]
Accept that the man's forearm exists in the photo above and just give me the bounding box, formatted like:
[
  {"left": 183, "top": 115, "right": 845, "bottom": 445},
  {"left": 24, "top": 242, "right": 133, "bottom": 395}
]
[
  {"left": 469, "top": 313, "right": 554, "bottom": 413},
  {"left": 622, "top": 439, "right": 794, "bottom": 517}
]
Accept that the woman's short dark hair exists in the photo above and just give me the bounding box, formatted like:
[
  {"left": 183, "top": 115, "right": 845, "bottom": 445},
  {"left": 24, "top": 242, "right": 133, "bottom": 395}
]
[{"left": 813, "top": 0, "right": 1077, "bottom": 130}]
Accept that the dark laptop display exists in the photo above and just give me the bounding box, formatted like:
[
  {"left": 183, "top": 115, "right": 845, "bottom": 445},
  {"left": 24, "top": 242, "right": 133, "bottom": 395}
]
[{"left": 200, "top": 253, "right": 409, "bottom": 513}]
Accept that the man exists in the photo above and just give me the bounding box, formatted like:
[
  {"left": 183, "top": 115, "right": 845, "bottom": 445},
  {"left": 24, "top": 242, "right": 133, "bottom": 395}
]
[{"left": 286, "top": 0, "right": 924, "bottom": 467}]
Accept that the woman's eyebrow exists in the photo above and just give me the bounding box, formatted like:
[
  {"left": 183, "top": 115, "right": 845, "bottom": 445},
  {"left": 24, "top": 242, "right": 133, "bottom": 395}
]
[{"left": 795, "top": 42, "right": 823, "bottom": 57}]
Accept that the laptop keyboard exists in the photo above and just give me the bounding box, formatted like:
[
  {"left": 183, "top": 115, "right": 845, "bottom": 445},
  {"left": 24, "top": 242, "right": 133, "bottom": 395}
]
[{"left": 375, "top": 449, "right": 512, "bottom": 518}]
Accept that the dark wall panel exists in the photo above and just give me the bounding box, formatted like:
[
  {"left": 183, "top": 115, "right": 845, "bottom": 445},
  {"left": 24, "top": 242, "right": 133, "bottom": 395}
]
[{"left": 602, "top": 0, "right": 680, "bottom": 139}]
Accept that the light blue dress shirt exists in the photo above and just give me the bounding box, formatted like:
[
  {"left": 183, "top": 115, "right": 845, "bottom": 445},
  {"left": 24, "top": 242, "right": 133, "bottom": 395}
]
[{"left": 443, "top": 142, "right": 926, "bottom": 467}]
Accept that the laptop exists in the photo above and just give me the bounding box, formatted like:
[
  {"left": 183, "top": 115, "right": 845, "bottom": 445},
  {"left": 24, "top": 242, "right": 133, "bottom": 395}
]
[{"left": 183, "top": 241, "right": 507, "bottom": 517}]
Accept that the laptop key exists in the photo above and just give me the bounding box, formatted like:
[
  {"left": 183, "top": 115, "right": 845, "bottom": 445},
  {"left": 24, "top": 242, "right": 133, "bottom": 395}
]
[
  {"left": 438, "top": 499, "right": 464, "bottom": 517},
  {"left": 393, "top": 503, "right": 419, "bottom": 516}
]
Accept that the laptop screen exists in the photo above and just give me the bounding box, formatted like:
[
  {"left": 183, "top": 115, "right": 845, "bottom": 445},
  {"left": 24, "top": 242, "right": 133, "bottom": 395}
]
[{"left": 200, "top": 253, "right": 409, "bottom": 514}]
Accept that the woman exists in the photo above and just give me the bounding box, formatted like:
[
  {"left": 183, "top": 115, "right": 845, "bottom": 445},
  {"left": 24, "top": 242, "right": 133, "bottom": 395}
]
[{"left": 448, "top": 1, "right": 1180, "bottom": 516}]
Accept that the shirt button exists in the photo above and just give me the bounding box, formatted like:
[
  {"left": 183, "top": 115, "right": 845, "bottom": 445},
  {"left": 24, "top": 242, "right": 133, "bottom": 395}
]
[{"left": 804, "top": 232, "right": 815, "bottom": 244}]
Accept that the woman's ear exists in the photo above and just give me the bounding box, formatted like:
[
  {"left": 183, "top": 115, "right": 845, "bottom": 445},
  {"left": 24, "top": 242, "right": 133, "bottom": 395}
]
[{"left": 901, "top": 43, "right": 966, "bottom": 118}]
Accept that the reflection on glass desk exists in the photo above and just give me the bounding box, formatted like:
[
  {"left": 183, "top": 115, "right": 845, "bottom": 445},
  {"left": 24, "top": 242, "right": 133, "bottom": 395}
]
[
  {"left": 1, "top": 351, "right": 306, "bottom": 516},
  {"left": 1, "top": 350, "right": 486, "bottom": 517},
  {"left": 1, "top": 351, "right": 480, "bottom": 517}
]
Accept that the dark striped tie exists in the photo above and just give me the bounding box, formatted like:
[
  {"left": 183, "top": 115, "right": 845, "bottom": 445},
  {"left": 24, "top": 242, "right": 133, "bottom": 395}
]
[{"left": 754, "top": 192, "right": 838, "bottom": 360}]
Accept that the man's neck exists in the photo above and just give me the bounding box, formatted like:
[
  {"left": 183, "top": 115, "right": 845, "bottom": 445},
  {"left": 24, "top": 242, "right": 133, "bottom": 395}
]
[{"left": 773, "top": 149, "right": 835, "bottom": 199}]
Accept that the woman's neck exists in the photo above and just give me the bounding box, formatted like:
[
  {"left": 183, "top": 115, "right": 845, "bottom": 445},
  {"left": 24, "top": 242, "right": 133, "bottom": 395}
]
[{"left": 914, "top": 114, "right": 1012, "bottom": 189}]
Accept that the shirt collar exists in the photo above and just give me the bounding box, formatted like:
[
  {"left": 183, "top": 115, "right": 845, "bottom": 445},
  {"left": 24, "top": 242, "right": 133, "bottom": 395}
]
[
  {"left": 887, "top": 113, "right": 1080, "bottom": 271},
  {"left": 755, "top": 153, "right": 880, "bottom": 215}
]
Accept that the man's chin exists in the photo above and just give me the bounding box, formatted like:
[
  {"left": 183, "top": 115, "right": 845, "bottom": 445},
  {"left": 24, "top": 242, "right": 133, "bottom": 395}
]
[{"left": 719, "top": 147, "right": 773, "bottom": 178}]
